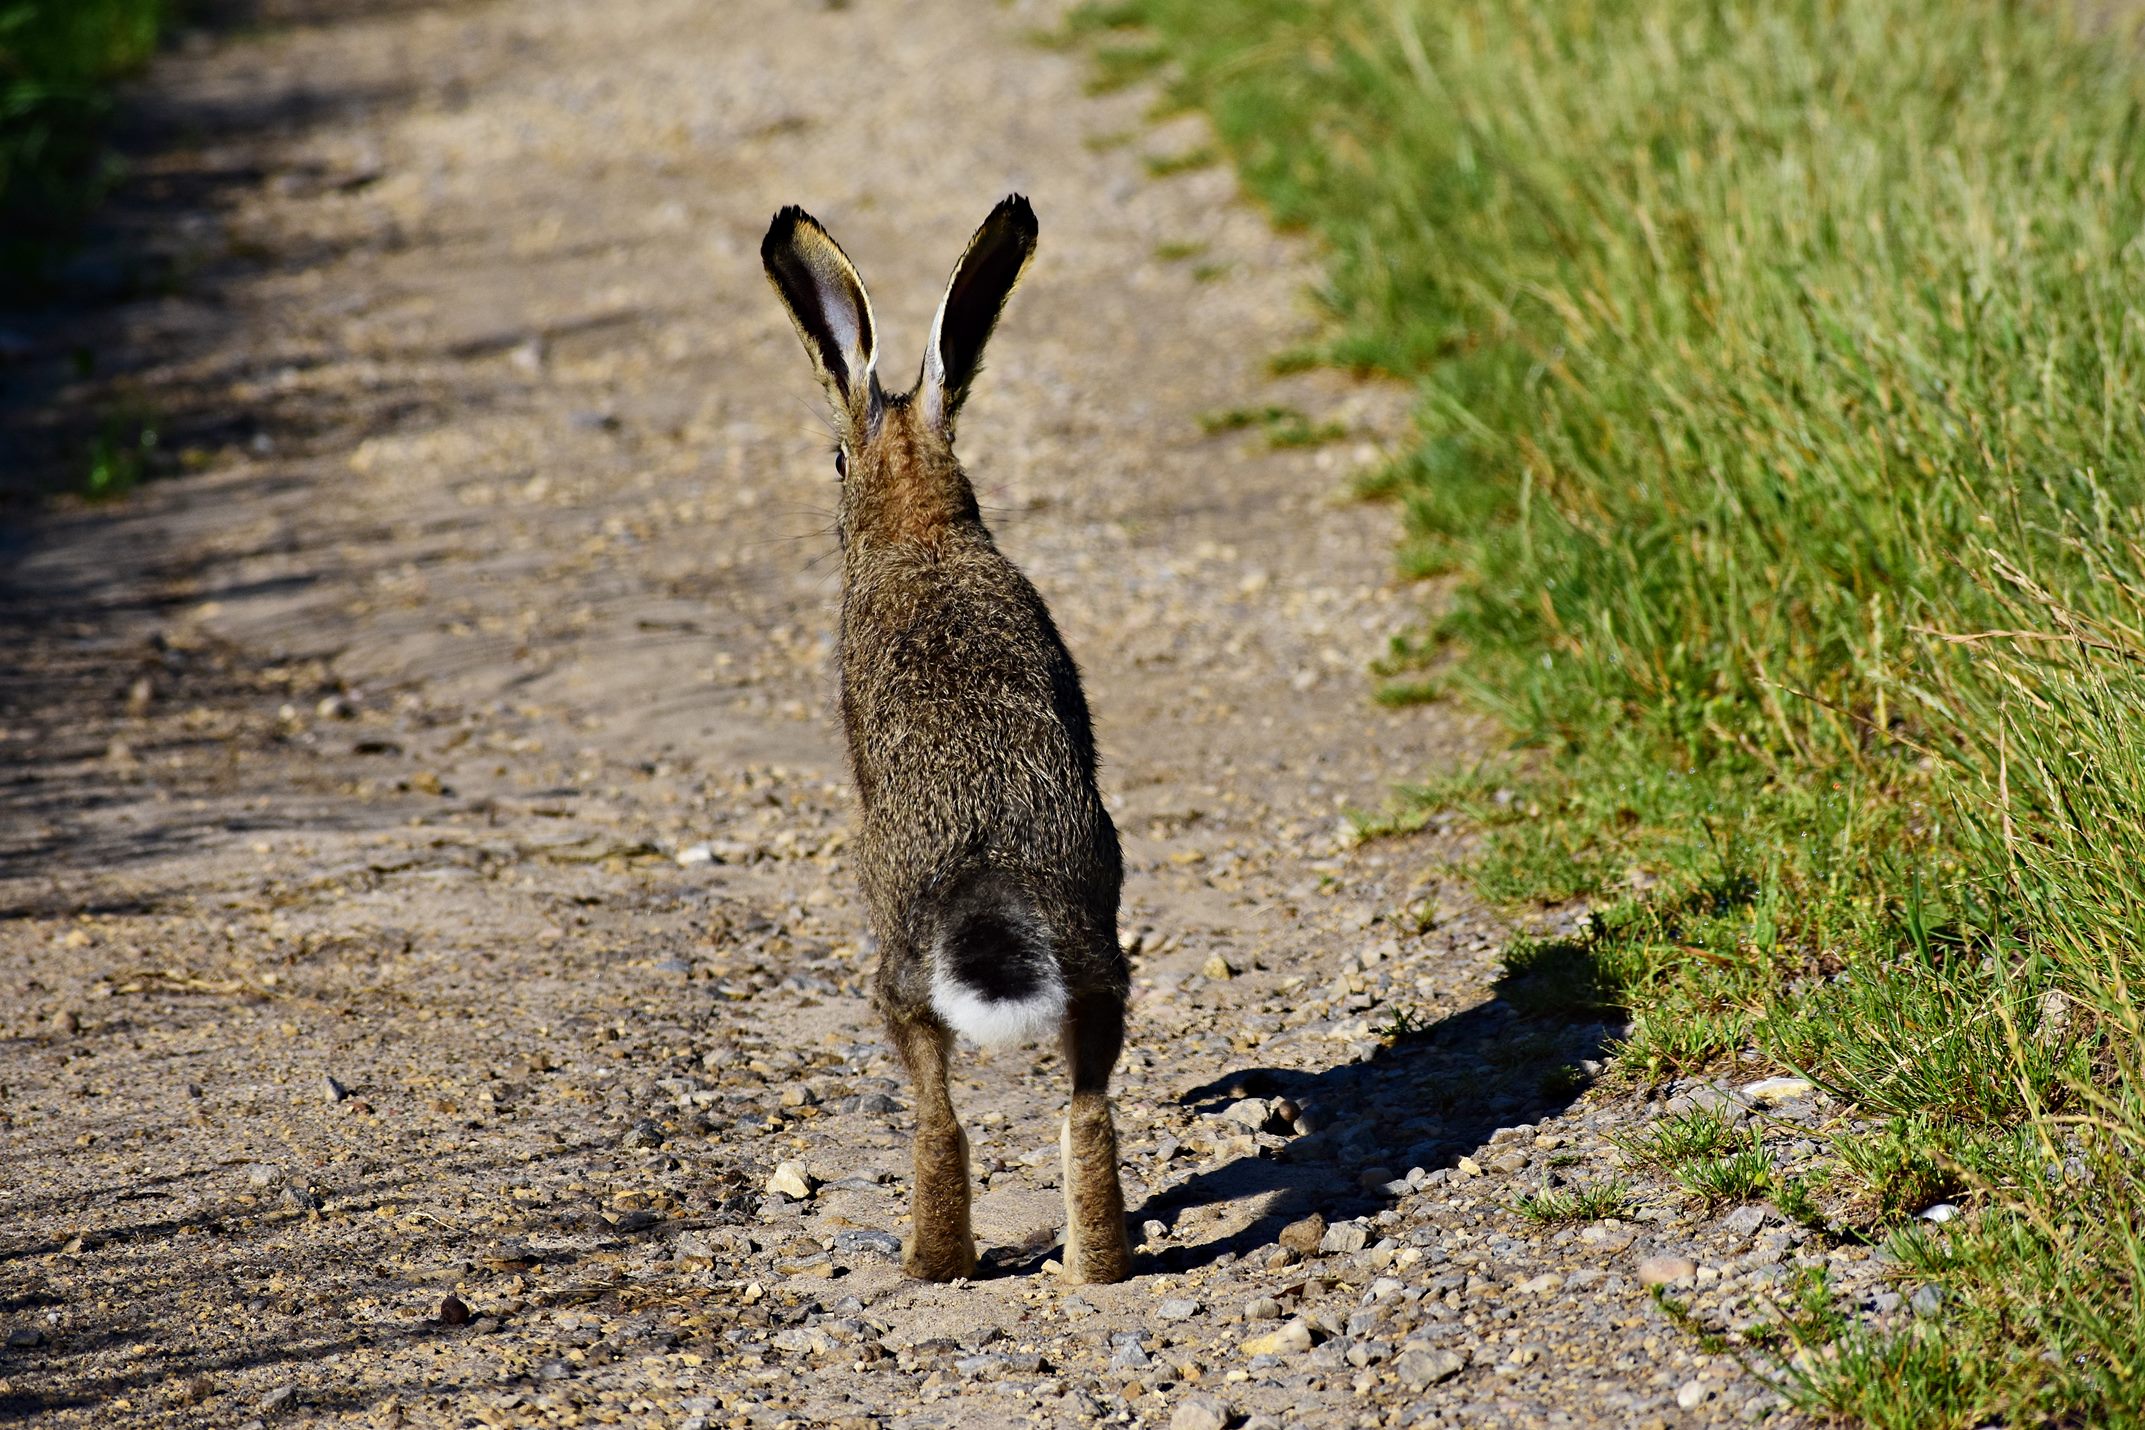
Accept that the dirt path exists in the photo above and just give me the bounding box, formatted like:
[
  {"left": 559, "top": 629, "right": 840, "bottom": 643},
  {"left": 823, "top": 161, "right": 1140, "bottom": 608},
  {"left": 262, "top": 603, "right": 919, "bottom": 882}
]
[{"left": 1, "top": 3, "right": 1896, "bottom": 1426}]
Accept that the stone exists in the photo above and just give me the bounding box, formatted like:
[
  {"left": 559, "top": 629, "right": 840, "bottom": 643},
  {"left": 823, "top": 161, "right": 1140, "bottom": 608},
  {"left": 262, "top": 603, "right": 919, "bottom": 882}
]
[
  {"left": 1241, "top": 1319, "right": 1314, "bottom": 1357},
  {"left": 1156, "top": 1297, "right": 1200, "bottom": 1322},
  {"left": 1514, "top": 1272, "right": 1562, "bottom": 1295},
  {"left": 1170, "top": 1394, "right": 1232, "bottom": 1430},
  {"left": 1720, "top": 1204, "right": 1768, "bottom": 1239},
  {"left": 1222, "top": 1098, "right": 1269, "bottom": 1131},
  {"left": 1918, "top": 1203, "right": 1960, "bottom": 1223},
  {"left": 1319, "top": 1222, "right": 1369, "bottom": 1255},
  {"left": 675, "top": 844, "right": 715, "bottom": 867},
  {"left": 438, "top": 1295, "right": 470, "bottom": 1326},
  {"left": 767, "top": 1161, "right": 816, "bottom": 1200},
  {"left": 1676, "top": 1379, "right": 1715, "bottom": 1410},
  {"left": 833, "top": 1229, "right": 902, "bottom": 1260},
  {"left": 320, "top": 1074, "right": 348, "bottom": 1104},
  {"left": 622, "top": 1119, "right": 664, "bottom": 1149},
  {"left": 1394, "top": 1345, "right": 1465, "bottom": 1387},
  {"left": 260, "top": 1385, "right": 298, "bottom": 1413},
  {"left": 1244, "top": 1296, "right": 1283, "bottom": 1321},
  {"left": 1741, "top": 1077, "right": 1815, "bottom": 1106},
  {"left": 1637, "top": 1255, "right": 1698, "bottom": 1287},
  {"left": 1487, "top": 1150, "right": 1529, "bottom": 1174},
  {"left": 1111, "top": 1332, "right": 1152, "bottom": 1369},
  {"left": 1201, "top": 954, "right": 1235, "bottom": 981},
  {"left": 1277, "top": 1214, "right": 1326, "bottom": 1254},
  {"left": 1911, "top": 1284, "right": 1944, "bottom": 1317}
]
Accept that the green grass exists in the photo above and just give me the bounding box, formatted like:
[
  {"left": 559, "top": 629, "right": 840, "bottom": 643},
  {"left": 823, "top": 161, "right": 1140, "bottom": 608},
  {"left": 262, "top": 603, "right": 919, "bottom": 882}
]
[
  {"left": 1197, "top": 403, "right": 1349, "bottom": 448},
  {"left": 1142, "top": 144, "right": 1217, "bottom": 176},
  {"left": 1611, "top": 1105, "right": 1755, "bottom": 1170},
  {"left": 1511, "top": 1179, "right": 1628, "bottom": 1224},
  {"left": 1, "top": 0, "right": 170, "bottom": 290},
  {"left": 1091, "top": 0, "right": 2145, "bottom": 1421},
  {"left": 80, "top": 406, "right": 159, "bottom": 498}
]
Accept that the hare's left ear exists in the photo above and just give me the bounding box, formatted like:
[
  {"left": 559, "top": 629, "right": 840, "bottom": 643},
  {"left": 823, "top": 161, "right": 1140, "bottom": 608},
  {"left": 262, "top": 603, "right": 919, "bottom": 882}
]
[
  {"left": 762, "top": 205, "right": 879, "bottom": 413},
  {"left": 917, "top": 194, "right": 1038, "bottom": 432}
]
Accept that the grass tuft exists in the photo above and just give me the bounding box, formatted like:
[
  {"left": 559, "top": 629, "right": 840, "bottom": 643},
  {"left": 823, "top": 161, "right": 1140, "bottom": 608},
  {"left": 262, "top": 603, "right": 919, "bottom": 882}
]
[
  {"left": 1, "top": 0, "right": 170, "bottom": 290},
  {"left": 1512, "top": 1179, "right": 1627, "bottom": 1224}
]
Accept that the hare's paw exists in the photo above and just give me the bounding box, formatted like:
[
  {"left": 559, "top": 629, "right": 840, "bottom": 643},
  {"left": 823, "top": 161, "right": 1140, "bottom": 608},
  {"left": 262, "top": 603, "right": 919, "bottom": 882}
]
[
  {"left": 901, "top": 1229, "right": 979, "bottom": 1282},
  {"left": 1061, "top": 1223, "right": 1133, "bottom": 1286}
]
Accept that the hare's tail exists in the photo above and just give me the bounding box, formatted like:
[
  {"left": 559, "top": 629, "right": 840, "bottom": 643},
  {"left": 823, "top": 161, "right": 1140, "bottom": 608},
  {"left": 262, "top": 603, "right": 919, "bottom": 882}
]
[{"left": 926, "top": 871, "right": 1065, "bottom": 1046}]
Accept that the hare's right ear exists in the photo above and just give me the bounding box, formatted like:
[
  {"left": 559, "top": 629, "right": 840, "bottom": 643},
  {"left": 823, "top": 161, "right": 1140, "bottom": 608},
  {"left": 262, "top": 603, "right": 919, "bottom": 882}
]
[{"left": 761, "top": 206, "right": 878, "bottom": 410}]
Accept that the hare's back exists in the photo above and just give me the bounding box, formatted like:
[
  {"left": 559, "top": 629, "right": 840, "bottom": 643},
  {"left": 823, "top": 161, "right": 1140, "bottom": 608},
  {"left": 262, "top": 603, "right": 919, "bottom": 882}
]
[{"left": 840, "top": 543, "right": 1103, "bottom": 843}]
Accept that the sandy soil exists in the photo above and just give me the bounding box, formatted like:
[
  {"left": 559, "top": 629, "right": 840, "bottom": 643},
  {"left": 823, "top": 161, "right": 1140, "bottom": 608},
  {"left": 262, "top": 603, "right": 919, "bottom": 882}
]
[{"left": 0, "top": 2, "right": 1903, "bottom": 1425}]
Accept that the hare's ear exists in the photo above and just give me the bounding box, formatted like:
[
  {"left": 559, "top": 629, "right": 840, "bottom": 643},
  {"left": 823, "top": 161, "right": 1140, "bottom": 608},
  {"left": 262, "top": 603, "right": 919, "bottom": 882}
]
[
  {"left": 918, "top": 194, "right": 1038, "bottom": 432},
  {"left": 762, "top": 206, "right": 879, "bottom": 409}
]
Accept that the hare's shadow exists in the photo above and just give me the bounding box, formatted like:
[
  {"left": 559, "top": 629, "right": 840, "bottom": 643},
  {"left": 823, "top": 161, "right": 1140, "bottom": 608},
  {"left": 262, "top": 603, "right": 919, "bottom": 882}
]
[{"left": 987, "top": 978, "right": 1618, "bottom": 1279}]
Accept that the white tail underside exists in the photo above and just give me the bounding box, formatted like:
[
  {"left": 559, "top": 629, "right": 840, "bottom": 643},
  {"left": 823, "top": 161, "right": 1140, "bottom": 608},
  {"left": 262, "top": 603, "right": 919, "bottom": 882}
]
[{"left": 928, "top": 963, "right": 1067, "bottom": 1046}]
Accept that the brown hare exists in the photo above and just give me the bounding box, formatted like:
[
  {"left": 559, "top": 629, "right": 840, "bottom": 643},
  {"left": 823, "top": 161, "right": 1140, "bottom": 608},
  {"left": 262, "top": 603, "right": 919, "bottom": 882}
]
[{"left": 760, "top": 196, "right": 1133, "bottom": 1285}]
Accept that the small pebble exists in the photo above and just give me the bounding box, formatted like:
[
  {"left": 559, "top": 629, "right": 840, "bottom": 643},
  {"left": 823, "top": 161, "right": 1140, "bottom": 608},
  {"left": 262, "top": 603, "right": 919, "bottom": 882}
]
[
  {"left": 1637, "top": 1255, "right": 1698, "bottom": 1287},
  {"left": 767, "top": 1161, "right": 816, "bottom": 1200},
  {"left": 1170, "top": 1394, "right": 1232, "bottom": 1430},
  {"left": 1394, "top": 1345, "right": 1464, "bottom": 1388},
  {"left": 1277, "top": 1214, "right": 1325, "bottom": 1254},
  {"left": 1240, "top": 1318, "right": 1313, "bottom": 1357},
  {"left": 1319, "top": 1222, "right": 1369, "bottom": 1255},
  {"left": 1741, "top": 1076, "right": 1815, "bottom": 1105}
]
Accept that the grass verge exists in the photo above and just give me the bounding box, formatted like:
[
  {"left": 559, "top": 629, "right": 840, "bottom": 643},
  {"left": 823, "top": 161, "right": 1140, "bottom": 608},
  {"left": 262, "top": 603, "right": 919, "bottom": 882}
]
[
  {"left": 1087, "top": 0, "right": 2145, "bottom": 1421},
  {"left": 1, "top": 0, "right": 170, "bottom": 291}
]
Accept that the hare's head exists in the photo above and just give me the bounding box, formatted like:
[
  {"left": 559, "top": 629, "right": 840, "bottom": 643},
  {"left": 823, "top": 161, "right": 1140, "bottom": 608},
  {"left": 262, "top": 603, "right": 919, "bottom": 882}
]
[{"left": 761, "top": 195, "right": 1037, "bottom": 544}]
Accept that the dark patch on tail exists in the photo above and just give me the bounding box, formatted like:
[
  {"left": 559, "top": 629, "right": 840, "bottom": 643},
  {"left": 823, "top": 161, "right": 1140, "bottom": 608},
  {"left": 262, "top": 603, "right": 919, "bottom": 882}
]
[{"left": 935, "top": 871, "right": 1054, "bottom": 1005}]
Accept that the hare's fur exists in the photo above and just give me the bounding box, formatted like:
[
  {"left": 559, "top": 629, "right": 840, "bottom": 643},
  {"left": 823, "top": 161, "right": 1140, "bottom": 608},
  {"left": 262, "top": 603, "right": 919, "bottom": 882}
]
[{"left": 761, "top": 196, "right": 1133, "bottom": 1285}]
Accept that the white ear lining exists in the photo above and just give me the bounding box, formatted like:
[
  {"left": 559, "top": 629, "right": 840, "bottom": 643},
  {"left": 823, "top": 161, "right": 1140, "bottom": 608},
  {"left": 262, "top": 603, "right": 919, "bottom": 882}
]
[
  {"left": 825, "top": 281, "right": 878, "bottom": 386},
  {"left": 918, "top": 283, "right": 954, "bottom": 428}
]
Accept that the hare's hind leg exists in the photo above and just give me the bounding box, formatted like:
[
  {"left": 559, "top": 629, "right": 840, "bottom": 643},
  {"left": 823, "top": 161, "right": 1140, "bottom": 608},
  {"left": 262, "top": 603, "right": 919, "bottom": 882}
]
[
  {"left": 888, "top": 1008, "right": 978, "bottom": 1281},
  {"left": 1060, "top": 991, "right": 1133, "bottom": 1285}
]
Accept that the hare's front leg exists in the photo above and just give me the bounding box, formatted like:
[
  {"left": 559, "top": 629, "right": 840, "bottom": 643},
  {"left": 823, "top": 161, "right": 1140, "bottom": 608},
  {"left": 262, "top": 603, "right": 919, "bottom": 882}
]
[
  {"left": 889, "top": 1010, "right": 978, "bottom": 1281},
  {"left": 1060, "top": 992, "right": 1133, "bottom": 1284}
]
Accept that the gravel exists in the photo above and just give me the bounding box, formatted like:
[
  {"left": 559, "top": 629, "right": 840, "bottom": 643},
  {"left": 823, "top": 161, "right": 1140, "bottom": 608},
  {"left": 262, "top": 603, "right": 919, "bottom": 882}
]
[{"left": 0, "top": 0, "right": 1892, "bottom": 1424}]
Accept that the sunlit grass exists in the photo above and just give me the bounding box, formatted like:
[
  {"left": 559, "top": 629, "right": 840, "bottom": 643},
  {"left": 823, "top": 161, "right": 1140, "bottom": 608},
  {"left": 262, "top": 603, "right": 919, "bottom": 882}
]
[{"left": 1093, "top": 0, "right": 2145, "bottom": 1420}]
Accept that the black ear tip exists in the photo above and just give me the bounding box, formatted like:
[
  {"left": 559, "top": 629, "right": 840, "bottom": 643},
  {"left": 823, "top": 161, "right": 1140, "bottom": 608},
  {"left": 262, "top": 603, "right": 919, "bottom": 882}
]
[
  {"left": 994, "top": 193, "right": 1038, "bottom": 238},
  {"left": 762, "top": 204, "right": 822, "bottom": 259}
]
